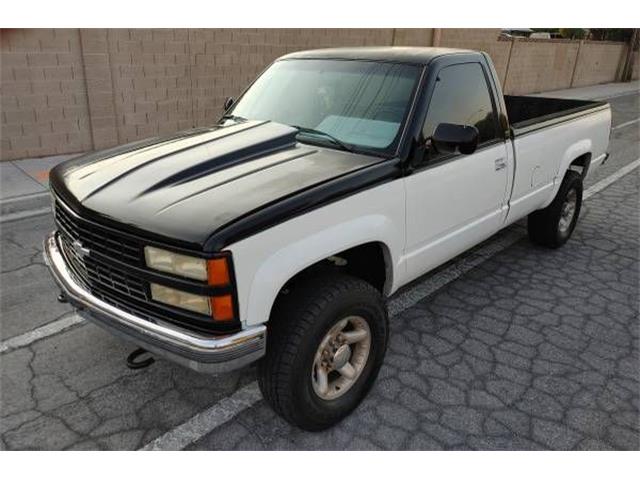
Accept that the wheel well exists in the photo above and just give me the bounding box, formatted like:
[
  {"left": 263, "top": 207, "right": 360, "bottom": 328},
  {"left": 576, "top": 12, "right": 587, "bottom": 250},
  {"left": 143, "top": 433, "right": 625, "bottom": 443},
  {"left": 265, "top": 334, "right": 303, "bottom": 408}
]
[
  {"left": 568, "top": 153, "right": 592, "bottom": 179},
  {"left": 278, "top": 242, "right": 390, "bottom": 296}
]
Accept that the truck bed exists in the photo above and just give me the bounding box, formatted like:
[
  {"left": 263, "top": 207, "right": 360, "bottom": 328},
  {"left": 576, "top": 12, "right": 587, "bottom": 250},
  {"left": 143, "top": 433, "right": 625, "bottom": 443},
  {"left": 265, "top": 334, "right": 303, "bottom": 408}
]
[{"left": 505, "top": 95, "right": 609, "bottom": 136}]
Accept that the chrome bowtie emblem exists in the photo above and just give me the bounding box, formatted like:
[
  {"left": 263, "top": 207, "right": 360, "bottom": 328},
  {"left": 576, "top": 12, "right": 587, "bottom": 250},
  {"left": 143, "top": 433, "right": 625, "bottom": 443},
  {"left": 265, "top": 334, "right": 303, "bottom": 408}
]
[{"left": 71, "top": 239, "right": 91, "bottom": 259}]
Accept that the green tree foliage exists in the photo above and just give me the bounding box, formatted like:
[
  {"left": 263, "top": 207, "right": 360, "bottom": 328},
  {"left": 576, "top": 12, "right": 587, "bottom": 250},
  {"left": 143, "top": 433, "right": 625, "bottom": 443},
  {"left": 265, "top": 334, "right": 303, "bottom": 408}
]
[
  {"left": 559, "top": 28, "right": 587, "bottom": 40},
  {"left": 588, "top": 29, "right": 634, "bottom": 42},
  {"left": 557, "top": 28, "right": 633, "bottom": 42}
]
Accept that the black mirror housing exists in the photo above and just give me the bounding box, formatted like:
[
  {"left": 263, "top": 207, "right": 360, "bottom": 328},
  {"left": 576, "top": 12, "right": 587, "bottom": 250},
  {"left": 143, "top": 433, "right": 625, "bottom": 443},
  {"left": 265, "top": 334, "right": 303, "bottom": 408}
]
[
  {"left": 431, "top": 123, "right": 479, "bottom": 155},
  {"left": 223, "top": 96, "right": 235, "bottom": 112}
]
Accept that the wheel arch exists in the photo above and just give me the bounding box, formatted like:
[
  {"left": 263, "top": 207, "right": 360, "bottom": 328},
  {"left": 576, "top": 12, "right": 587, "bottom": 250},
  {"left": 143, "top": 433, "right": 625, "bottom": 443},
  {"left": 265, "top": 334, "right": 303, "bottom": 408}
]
[
  {"left": 260, "top": 239, "right": 394, "bottom": 327},
  {"left": 568, "top": 152, "right": 592, "bottom": 179},
  {"left": 277, "top": 240, "right": 393, "bottom": 294},
  {"left": 547, "top": 140, "right": 591, "bottom": 204}
]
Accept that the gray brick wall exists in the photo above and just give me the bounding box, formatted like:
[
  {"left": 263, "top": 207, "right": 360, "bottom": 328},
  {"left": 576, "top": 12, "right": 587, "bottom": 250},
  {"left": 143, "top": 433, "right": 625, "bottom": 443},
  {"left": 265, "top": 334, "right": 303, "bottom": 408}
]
[
  {"left": 1, "top": 29, "right": 92, "bottom": 159},
  {"left": 0, "top": 28, "right": 633, "bottom": 161}
]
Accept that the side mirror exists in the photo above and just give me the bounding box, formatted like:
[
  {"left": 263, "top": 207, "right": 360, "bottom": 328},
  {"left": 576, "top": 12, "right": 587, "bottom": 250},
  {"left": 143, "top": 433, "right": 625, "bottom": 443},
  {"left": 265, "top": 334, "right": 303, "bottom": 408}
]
[
  {"left": 223, "top": 96, "right": 235, "bottom": 112},
  {"left": 431, "top": 123, "right": 479, "bottom": 155}
]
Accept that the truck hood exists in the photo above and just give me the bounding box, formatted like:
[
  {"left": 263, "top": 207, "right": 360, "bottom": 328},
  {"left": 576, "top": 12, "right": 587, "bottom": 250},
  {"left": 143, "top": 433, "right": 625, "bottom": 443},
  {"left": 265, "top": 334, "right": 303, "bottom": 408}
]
[{"left": 50, "top": 120, "right": 382, "bottom": 249}]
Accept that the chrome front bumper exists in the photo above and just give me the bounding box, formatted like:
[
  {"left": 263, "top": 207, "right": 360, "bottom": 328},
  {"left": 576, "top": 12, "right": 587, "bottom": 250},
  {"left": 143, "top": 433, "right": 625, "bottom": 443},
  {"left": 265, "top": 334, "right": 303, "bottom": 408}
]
[{"left": 43, "top": 232, "right": 266, "bottom": 374}]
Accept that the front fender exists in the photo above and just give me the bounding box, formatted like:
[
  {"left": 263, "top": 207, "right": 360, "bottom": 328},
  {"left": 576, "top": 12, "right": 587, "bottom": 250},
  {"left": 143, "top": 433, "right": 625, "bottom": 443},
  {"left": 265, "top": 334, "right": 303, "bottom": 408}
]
[
  {"left": 227, "top": 180, "right": 405, "bottom": 327},
  {"left": 247, "top": 216, "right": 396, "bottom": 326}
]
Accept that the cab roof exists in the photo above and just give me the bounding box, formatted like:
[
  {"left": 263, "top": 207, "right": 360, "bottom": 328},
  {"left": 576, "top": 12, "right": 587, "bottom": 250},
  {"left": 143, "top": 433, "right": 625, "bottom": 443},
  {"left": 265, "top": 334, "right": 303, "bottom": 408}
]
[{"left": 279, "top": 46, "right": 477, "bottom": 65}]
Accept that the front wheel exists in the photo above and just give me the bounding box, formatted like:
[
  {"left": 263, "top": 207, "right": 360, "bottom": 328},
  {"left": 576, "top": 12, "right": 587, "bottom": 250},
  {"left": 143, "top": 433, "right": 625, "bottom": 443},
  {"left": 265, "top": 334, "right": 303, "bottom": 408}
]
[
  {"left": 528, "top": 170, "right": 583, "bottom": 248},
  {"left": 258, "top": 272, "right": 388, "bottom": 431}
]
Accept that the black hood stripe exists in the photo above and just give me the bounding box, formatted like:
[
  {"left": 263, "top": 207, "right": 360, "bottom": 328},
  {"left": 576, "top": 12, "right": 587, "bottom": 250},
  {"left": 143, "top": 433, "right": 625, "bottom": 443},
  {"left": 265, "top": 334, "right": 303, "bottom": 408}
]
[
  {"left": 79, "top": 121, "right": 269, "bottom": 202},
  {"left": 155, "top": 148, "right": 318, "bottom": 215},
  {"left": 66, "top": 128, "right": 215, "bottom": 180},
  {"left": 75, "top": 130, "right": 214, "bottom": 180},
  {"left": 136, "top": 125, "right": 297, "bottom": 198}
]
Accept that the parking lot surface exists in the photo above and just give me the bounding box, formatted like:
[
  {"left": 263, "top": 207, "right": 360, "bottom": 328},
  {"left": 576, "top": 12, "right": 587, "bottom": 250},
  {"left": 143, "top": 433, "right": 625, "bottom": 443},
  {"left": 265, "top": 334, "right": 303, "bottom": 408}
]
[{"left": 1, "top": 92, "right": 638, "bottom": 450}]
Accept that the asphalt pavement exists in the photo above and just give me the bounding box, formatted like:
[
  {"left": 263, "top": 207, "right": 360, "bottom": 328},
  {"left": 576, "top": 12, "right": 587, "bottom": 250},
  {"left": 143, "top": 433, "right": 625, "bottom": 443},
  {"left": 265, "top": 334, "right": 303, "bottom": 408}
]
[{"left": 0, "top": 89, "right": 638, "bottom": 451}]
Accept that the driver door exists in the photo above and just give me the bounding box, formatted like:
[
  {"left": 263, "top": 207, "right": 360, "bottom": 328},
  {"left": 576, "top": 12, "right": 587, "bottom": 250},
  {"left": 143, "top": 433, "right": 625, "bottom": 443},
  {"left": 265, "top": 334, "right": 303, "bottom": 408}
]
[{"left": 403, "top": 61, "right": 510, "bottom": 283}]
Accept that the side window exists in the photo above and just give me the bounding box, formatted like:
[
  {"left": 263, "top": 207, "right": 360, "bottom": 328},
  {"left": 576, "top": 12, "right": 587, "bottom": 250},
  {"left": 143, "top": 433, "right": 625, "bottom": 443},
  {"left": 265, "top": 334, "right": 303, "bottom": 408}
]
[{"left": 422, "top": 62, "right": 499, "bottom": 156}]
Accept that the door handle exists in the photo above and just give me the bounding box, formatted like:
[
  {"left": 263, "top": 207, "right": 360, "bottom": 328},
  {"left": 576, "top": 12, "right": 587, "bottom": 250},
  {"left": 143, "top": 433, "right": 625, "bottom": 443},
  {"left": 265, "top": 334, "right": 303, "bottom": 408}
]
[{"left": 494, "top": 158, "right": 507, "bottom": 171}]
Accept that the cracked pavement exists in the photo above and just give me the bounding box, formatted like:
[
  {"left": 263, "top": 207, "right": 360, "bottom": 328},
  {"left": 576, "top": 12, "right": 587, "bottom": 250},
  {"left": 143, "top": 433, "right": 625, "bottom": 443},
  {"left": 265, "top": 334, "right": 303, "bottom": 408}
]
[
  {"left": 187, "top": 168, "right": 638, "bottom": 451},
  {"left": 1, "top": 93, "right": 638, "bottom": 450}
]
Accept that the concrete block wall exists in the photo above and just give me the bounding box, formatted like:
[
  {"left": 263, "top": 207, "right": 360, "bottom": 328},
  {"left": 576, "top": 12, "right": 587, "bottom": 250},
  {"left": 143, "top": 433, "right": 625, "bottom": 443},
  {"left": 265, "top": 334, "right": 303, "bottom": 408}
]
[
  {"left": 0, "top": 28, "right": 634, "bottom": 161},
  {"left": 1, "top": 29, "right": 93, "bottom": 159},
  {"left": 187, "top": 29, "right": 394, "bottom": 129},
  {"left": 106, "top": 28, "right": 195, "bottom": 145},
  {"left": 571, "top": 41, "right": 627, "bottom": 87},
  {"left": 439, "top": 29, "right": 513, "bottom": 85},
  {"left": 502, "top": 39, "right": 580, "bottom": 95},
  {"left": 392, "top": 29, "right": 435, "bottom": 47}
]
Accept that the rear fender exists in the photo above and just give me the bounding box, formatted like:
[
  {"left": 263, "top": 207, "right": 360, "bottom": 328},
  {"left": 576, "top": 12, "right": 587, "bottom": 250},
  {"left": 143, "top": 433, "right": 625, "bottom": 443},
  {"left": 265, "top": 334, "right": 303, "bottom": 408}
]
[{"left": 545, "top": 139, "right": 591, "bottom": 206}]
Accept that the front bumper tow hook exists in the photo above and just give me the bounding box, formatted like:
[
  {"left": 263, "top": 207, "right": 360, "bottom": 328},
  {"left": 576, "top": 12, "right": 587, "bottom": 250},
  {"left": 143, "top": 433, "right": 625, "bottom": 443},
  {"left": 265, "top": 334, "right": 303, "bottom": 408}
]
[{"left": 126, "top": 347, "right": 155, "bottom": 370}]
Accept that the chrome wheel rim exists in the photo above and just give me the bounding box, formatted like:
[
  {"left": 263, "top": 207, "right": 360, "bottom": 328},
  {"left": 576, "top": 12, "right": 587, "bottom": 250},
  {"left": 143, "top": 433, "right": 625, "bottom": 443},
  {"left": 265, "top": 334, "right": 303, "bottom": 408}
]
[
  {"left": 559, "top": 189, "right": 577, "bottom": 234},
  {"left": 311, "top": 315, "right": 371, "bottom": 400}
]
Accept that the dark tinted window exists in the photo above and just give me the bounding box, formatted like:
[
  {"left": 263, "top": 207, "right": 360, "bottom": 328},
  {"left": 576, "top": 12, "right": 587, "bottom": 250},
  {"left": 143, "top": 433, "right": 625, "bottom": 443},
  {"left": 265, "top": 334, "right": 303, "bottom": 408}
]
[{"left": 422, "top": 62, "right": 498, "bottom": 149}]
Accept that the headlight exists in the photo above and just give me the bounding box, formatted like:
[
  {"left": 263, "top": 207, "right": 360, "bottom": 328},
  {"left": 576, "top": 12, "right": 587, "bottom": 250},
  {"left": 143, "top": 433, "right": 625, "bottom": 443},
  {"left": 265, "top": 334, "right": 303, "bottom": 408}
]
[
  {"left": 150, "top": 283, "right": 211, "bottom": 315},
  {"left": 145, "top": 246, "right": 235, "bottom": 321},
  {"left": 144, "top": 246, "right": 207, "bottom": 281}
]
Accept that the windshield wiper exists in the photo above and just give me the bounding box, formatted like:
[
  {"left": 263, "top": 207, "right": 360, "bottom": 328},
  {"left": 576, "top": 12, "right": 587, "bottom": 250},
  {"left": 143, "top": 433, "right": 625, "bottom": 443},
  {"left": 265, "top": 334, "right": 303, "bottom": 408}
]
[
  {"left": 220, "top": 114, "right": 248, "bottom": 123},
  {"left": 292, "top": 126, "right": 354, "bottom": 153}
]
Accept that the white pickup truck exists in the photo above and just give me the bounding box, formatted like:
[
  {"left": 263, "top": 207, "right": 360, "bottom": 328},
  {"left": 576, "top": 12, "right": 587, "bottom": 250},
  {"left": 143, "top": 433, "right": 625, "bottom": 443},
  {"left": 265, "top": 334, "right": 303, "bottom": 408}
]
[{"left": 45, "top": 47, "right": 611, "bottom": 431}]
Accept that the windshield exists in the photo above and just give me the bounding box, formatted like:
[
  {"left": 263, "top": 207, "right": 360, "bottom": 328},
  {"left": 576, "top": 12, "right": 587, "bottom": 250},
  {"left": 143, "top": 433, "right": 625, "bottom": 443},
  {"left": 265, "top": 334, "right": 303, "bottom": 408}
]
[{"left": 229, "top": 59, "right": 422, "bottom": 155}]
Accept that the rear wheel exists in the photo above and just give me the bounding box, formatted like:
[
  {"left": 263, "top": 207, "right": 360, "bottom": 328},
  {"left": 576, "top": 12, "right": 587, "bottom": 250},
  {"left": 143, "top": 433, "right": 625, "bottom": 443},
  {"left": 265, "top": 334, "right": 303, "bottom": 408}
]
[
  {"left": 258, "top": 272, "right": 388, "bottom": 431},
  {"left": 528, "top": 170, "right": 583, "bottom": 248}
]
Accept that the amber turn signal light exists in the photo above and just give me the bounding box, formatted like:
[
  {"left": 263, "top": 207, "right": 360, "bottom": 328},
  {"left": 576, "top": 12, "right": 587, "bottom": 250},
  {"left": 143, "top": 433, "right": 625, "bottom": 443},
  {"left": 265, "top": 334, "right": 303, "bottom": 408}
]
[
  {"left": 211, "top": 294, "right": 234, "bottom": 322},
  {"left": 207, "top": 257, "right": 230, "bottom": 286}
]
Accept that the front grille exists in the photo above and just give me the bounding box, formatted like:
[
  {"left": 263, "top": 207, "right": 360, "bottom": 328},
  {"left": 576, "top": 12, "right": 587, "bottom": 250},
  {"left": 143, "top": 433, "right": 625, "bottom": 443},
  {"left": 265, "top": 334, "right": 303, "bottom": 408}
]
[
  {"left": 58, "top": 232, "right": 148, "bottom": 302},
  {"left": 55, "top": 200, "right": 142, "bottom": 265},
  {"left": 54, "top": 199, "right": 149, "bottom": 304},
  {"left": 52, "top": 196, "right": 238, "bottom": 334}
]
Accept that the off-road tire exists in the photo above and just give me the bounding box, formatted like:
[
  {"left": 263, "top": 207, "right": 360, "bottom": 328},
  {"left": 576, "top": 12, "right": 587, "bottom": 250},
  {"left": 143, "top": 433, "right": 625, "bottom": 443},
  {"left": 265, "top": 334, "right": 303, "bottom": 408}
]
[{"left": 258, "top": 272, "right": 388, "bottom": 431}]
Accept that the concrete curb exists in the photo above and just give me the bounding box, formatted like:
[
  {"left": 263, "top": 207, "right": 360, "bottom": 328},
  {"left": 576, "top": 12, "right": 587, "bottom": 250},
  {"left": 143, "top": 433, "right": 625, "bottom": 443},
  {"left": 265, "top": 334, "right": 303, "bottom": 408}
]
[{"left": 0, "top": 192, "right": 51, "bottom": 220}]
